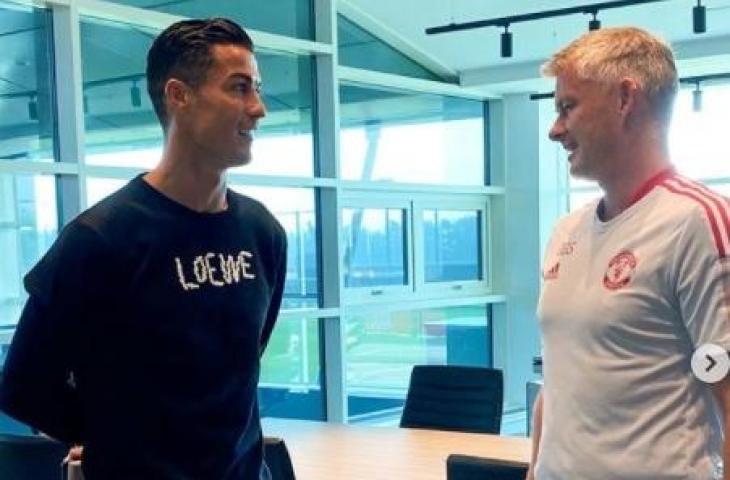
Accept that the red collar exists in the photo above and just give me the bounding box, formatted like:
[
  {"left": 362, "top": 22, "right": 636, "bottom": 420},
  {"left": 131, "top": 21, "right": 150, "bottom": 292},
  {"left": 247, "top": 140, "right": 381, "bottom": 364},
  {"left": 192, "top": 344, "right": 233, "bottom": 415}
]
[{"left": 628, "top": 166, "right": 676, "bottom": 207}]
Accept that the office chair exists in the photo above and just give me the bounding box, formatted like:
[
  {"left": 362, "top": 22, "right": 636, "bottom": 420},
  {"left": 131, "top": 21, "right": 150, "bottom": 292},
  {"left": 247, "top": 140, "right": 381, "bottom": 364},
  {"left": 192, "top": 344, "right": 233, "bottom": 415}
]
[
  {"left": 263, "top": 436, "right": 296, "bottom": 480},
  {"left": 400, "top": 365, "right": 503, "bottom": 434},
  {"left": 447, "top": 454, "right": 528, "bottom": 480},
  {"left": 0, "top": 433, "right": 68, "bottom": 480}
]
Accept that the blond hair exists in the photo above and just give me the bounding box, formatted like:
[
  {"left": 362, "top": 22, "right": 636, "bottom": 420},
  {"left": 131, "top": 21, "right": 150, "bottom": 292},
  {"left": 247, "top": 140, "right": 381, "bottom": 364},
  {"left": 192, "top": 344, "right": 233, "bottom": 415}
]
[{"left": 542, "top": 27, "right": 678, "bottom": 123}]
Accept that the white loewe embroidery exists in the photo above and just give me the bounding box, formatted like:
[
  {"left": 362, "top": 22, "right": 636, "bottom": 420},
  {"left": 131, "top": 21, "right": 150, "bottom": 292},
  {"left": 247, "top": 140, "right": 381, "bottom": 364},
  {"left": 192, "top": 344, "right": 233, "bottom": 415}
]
[{"left": 175, "top": 251, "right": 256, "bottom": 291}]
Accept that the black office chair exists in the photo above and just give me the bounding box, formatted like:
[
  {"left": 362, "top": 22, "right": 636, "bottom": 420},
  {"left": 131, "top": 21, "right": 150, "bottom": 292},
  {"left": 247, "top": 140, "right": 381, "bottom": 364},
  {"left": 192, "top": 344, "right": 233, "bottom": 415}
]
[
  {"left": 400, "top": 365, "right": 503, "bottom": 434},
  {"left": 263, "top": 436, "right": 296, "bottom": 480},
  {"left": 447, "top": 454, "right": 528, "bottom": 480},
  {"left": 0, "top": 433, "right": 68, "bottom": 480}
]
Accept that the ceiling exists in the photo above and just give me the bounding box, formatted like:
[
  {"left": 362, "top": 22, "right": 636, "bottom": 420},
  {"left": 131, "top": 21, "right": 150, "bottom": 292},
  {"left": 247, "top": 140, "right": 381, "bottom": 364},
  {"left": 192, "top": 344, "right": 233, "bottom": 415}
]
[{"left": 343, "top": 0, "right": 730, "bottom": 93}]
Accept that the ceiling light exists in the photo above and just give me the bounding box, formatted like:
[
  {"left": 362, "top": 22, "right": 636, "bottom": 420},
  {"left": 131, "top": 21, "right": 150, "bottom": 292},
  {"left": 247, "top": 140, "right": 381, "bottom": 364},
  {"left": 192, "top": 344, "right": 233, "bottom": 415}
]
[
  {"left": 693, "top": 1, "right": 706, "bottom": 34},
  {"left": 500, "top": 25, "right": 512, "bottom": 58},
  {"left": 131, "top": 81, "right": 141, "bottom": 108},
  {"left": 27, "top": 95, "right": 37, "bottom": 121},
  {"left": 693, "top": 82, "right": 703, "bottom": 112},
  {"left": 588, "top": 12, "right": 601, "bottom": 31}
]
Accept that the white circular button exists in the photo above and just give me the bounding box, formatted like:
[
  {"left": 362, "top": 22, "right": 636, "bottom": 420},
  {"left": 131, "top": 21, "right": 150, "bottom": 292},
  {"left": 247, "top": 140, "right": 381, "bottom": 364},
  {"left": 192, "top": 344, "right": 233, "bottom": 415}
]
[{"left": 692, "top": 343, "right": 730, "bottom": 383}]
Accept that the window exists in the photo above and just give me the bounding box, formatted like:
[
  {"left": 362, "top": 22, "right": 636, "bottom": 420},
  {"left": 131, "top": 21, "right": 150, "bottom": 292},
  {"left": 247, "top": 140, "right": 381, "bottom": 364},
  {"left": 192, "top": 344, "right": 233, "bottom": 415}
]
[
  {"left": 0, "top": 174, "right": 57, "bottom": 365},
  {"left": 105, "top": 0, "right": 314, "bottom": 40},
  {"left": 337, "top": 15, "right": 444, "bottom": 82},
  {"left": 670, "top": 84, "right": 730, "bottom": 180},
  {"left": 229, "top": 186, "right": 318, "bottom": 309},
  {"left": 415, "top": 198, "right": 489, "bottom": 296},
  {"left": 0, "top": 4, "right": 55, "bottom": 162},
  {"left": 81, "top": 19, "right": 315, "bottom": 177},
  {"left": 340, "top": 84, "right": 485, "bottom": 185},
  {"left": 86, "top": 177, "right": 127, "bottom": 206},
  {"left": 80, "top": 19, "right": 159, "bottom": 168},
  {"left": 342, "top": 207, "right": 408, "bottom": 289},
  {"left": 259, "top": 315, "right": 323, "bottom": 420},
  {"left": 423, "top": 209, "right": 482, "bottom": 283},
  {"left": 341, "top": 194, "right": 490, "bottom": 301},
  {"left": 346, "top": 304, "right": 492, "bottom": 423}
]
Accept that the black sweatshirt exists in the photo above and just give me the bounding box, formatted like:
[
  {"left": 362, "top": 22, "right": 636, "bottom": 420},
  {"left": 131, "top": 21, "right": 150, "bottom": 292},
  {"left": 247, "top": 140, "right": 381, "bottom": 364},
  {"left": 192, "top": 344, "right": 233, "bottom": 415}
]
[{"left": 0, "top": 175, "right": 287, "bottom": 479}]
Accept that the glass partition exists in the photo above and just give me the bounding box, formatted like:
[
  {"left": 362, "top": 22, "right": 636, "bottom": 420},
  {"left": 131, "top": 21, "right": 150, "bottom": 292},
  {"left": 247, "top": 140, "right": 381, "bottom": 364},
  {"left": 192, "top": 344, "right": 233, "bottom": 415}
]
[
  {"left": 340, "top": 84, "right": 485, "bottom": 185},
  {"left": 0, "top": 4, "right": 55, "bottom": 162},
  {"left": 346, "top": 304, "right": 492, "bottom": 424}
]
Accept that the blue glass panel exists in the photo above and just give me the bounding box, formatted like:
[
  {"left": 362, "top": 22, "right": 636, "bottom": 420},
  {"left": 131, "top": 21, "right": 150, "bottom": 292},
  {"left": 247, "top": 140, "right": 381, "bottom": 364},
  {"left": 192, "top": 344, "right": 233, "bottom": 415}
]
[
  {"left": 0, "top": 5, "right": 55, "bottom": 162},
  {"left": 424, "top": 209, "right": 481, "bottom": 282},
  {"left": 338, "top": 14, "right": 445, "bottom": 82},
  {"left": 107, "top": 0, "right": 313, "bottom": 40},
  {"left": 343, "top": 207, "right": 406, "bottom": 288}
]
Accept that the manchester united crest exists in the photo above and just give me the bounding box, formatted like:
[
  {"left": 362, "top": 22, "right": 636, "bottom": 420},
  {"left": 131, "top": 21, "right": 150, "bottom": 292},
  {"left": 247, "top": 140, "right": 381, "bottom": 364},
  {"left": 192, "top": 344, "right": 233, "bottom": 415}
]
[{"left": 603, "top": 250, "right": 637, "bottom": 290}]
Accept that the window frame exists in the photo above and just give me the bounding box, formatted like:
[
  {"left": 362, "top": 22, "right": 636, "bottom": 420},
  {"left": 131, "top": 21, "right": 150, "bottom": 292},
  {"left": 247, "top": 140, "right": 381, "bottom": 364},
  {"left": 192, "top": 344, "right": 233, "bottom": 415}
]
[{"left": 413, "top": 195, "right": 491, "bottom": 297}]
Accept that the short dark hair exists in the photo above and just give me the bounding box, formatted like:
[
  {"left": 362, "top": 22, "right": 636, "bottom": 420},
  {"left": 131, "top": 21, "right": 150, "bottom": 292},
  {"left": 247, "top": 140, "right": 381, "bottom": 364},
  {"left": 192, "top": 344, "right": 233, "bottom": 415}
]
[{"left": 146, "top": 18, "right": 254, "bottom": 129}]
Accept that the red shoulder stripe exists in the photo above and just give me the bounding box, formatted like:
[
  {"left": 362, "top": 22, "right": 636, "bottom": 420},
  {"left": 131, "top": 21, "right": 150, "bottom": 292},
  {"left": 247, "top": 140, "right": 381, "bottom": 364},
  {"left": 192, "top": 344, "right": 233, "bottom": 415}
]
[{"left": 661, "top": 179, "right": 726, "bottom": 258}]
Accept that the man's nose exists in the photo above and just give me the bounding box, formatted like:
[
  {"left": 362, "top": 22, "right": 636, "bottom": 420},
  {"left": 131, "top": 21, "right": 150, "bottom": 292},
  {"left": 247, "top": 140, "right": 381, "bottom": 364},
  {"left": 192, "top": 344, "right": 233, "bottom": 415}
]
[
  {"left": 249, "top": 94, "right": 266, "bottom": 120},
  {"left": 549, "top": 118, "right": 564, "bottom": 142}
]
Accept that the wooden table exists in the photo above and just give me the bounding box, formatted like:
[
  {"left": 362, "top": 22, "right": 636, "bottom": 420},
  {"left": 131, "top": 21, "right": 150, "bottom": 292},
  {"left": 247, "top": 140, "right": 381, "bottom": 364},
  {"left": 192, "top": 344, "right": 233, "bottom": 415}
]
[{"left": 262, "top": 418, "right": 530, "bottom": 480}]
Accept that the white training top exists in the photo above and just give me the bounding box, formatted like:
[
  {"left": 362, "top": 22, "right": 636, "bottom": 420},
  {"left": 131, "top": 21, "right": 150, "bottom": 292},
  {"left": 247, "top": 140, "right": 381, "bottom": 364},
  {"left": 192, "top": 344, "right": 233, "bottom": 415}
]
[{"left": 536, "top": 169, "right": 730, "bottom": 480}]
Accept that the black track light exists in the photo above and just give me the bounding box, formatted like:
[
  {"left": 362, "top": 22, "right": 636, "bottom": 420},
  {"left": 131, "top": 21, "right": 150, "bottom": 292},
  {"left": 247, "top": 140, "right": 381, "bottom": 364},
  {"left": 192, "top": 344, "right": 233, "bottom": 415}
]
[
  {"left": 693, "top": 82, "right": 703, "bottom": 112},
  {"left": 500, "top": 25, "right": 512, "bottom": 58},
  {"left": 693, "top": 1, "right": 706, "bottom": 34},
  {"left": 589, "top": 12, "right": 601, "bottom": 31},
  {"left": 28, "top": 95, "right": 37, "bottom": 121},
  {"left": 131, "top": 81, "right": 141, "bottom": 107}
]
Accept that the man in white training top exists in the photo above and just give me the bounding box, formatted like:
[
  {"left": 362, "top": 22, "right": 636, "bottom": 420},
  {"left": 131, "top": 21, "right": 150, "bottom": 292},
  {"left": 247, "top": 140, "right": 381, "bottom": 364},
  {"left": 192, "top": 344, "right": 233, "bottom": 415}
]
[{"left": 527, "top": 27, "right": 730, "bottom": 480}]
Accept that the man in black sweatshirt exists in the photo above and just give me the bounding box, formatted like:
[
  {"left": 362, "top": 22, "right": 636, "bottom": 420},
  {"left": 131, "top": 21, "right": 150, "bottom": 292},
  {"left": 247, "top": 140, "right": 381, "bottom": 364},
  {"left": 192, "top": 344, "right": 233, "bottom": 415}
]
[{"left": 0, "top": 18, "right": 286, "bottom": 479}]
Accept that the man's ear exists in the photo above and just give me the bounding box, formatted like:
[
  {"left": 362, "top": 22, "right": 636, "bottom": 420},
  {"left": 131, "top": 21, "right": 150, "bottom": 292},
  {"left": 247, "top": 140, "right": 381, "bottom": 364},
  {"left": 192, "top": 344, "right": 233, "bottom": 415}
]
[
  {"left": 617, "top": 77, "right": 640, "bottom": 119},
  {"left": 164, "top": 78, "right": 191, "bottom": 116}
]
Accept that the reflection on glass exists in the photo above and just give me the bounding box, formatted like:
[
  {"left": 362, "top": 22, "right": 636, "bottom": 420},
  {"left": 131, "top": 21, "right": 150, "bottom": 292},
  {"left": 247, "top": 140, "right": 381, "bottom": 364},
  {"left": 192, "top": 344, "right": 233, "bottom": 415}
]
[
  {"left": 0, "top": 174, "right": 57, "bottom": 366},
  {"left": 342, "top": 208, "right": 406, "bottom": 288},
  {"left": 424, "top": 209, "right": 481, "bottom": 283},
  {"left": 106, "top": 0, "right": 313, "bottom": 40},
  {"left": 346, "top": 305, "right": 491, "bottom": 423},
  {"left": 80, "top": 18, "right": 315, "bottom": 177},
  {"left": 259, "top": 316, "right": 324, "bottom": 420},
  {"left": 340, "top": 84, "right": 485, "bottom": 185},
  {"left": 0, "top": 5, "right": 55, "bottom": 162},
  {"left": 80, "top": 18, "right": 159, "bottom": 167},
  {"left": 337, "top": 15, "right": 443, "bottom": 82}
]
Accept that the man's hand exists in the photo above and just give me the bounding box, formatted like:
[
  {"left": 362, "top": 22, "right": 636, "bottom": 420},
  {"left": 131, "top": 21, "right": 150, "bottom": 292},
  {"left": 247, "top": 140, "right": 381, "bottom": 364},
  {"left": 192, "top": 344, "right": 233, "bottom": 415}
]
[
  {"left": 525, "top": 466, "right": 536, "bottom": 480},
  {"left": 66, "top": 445, "right": 83, "bottom": 462}
]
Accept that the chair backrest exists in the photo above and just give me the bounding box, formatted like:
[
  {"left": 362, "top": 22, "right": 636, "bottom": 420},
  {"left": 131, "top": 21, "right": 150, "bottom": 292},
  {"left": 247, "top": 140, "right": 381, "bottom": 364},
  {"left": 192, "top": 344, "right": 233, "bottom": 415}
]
[
  {"left": 446, "top": 454, "right": 528, "bottom": 480},
  {"left": 0, "top": 433, "right": 67, "bottom": 480},
  {"left": 400, "top": 365, "right": 503, "bottom": 434},
  {"left": 263, "top": 436, "right": 296, "bottom": 480}
]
